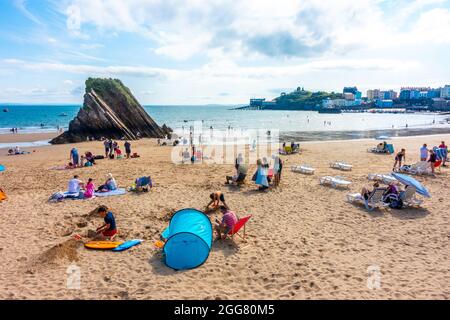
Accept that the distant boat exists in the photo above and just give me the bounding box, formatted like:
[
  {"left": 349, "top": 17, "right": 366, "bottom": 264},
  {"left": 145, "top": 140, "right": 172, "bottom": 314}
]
[{"left": 58, "top": 113, "right": 68, "bottom": 117}]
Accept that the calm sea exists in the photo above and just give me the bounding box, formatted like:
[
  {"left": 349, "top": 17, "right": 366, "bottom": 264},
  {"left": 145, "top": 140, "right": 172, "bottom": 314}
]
[{"left": 0, "top": 104, "right": 449, "bottom": 138}]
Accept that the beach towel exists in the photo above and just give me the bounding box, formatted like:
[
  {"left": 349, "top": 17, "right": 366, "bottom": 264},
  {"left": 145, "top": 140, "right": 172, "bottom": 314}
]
[
  {"left": 94, "top": 188, "right": 127, "bottom": 197},
  {"left": 434, "top": 147, "right": 448, "bottom": 161},
  {"left": 48, "top": 191, "right": 85, "bottom": 202}
]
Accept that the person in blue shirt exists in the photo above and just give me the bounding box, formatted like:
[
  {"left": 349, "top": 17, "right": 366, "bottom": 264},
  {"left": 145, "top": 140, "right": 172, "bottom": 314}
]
[
  {"left": 70, "top": 148, "right": 79, "bottom": 167},
  {"left": 96, "top": 205, "right": 118, "bottom": 240}
]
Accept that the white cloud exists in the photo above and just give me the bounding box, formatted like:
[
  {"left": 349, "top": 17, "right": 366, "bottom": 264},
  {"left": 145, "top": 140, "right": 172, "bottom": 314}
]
[{"left": 13, "top": 0, "right": 44, "bottom": 25}]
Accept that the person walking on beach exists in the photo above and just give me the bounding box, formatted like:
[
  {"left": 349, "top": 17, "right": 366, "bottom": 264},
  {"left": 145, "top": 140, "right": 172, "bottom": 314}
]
[
  {"left": 439, "top": 141, "right": 448, "bottom": 167},
  {"left": 393, "top": 149, "right": 406, "bottom": 171},
  {"left": 70, "top": 147, "right": 79, "bottom": 167},
  {"left": 428, "top": 149, "right": 437, "bottom": 175},
  {"left": 124, "top": 141, "right": 131, "bottom": 159},
  {"left": 420, "top": 144, "right": 429, "bottom": 161},
  {"left": 103, "top": 139, "right": 110, "bottom": 158}
]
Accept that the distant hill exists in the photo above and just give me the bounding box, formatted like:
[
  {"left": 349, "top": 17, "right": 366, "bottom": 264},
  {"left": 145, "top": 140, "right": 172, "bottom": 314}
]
[
  {"left": 273, "top": 88, "right": 343, "bottom": 110},
  {"left": 238, "top": 87, "right": 344, "bottom": 110}
]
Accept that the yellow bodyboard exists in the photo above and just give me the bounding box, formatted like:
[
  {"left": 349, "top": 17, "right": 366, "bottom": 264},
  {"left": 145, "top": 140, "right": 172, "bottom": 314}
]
[{"left": 84, "top": 241, "right": 123, "bottom": 250}]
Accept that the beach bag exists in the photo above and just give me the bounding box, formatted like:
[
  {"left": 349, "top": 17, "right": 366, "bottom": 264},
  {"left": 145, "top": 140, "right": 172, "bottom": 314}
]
[
  {"left": 94, "top": 155, "right": 104, "bottom": 160},
  {"left": 389, "top": 198, "right": 403, "bottom": 210},
  {"left": 109, "top": 154, "right": 115, "bottom": 159}
]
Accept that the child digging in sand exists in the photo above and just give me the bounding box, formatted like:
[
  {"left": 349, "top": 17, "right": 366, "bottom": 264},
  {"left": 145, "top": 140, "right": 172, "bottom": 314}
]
[{"left": 96, "top": 205, "right": 118, "bottom": 241}]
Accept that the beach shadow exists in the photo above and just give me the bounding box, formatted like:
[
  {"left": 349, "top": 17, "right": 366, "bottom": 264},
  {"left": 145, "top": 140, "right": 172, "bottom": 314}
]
[
  {"left": 211, "top": 239, "right": 239, "bottom": 258},
  {"left": 347, "top": 203, "right": 385, "bottom": 218},
  {"left": 390, "top": 207, "right": 430, "bottom": 220},
  {"left": 148, "top": 251, "right": 181, "bottom": 276}
]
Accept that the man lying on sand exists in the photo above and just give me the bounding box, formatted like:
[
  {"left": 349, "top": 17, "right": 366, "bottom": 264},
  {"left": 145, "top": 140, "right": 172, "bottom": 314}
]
[
  {"left": 214, "top": 206, "right": 238, "bottom": 240},
  {"left": 96, "top": 205, "right": 118, "bottom": 241}
]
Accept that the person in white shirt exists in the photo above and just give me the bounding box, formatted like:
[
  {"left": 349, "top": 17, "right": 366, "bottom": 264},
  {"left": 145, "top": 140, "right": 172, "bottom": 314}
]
[{"left": 68, "top": 175, "right": 84, "bottom": 194}]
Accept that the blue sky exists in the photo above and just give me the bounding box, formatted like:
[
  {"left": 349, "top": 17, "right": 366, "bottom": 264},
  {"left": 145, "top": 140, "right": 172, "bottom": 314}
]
[{"left": 0, "top": 0, "right": 449, "bottom": 104}]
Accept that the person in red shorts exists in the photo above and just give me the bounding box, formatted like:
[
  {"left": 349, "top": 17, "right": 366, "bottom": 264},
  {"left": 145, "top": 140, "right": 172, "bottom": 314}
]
[{"left": 96, "top": 205, "right": 118, "bottom": 240}]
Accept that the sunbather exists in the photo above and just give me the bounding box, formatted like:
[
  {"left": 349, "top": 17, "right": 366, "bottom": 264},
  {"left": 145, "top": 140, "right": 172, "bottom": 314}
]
[
  {"left": 206, "top": 191, "right": 229, "bottom": 212},
  {"left": 96, "top": 205, "right": 118, "bottom": 241},
  {"left": 214, "top": 206, "right": 238, "bottom": 240},
  {"left": 96, "top": 173, "right": 118, "bottom": 193}
]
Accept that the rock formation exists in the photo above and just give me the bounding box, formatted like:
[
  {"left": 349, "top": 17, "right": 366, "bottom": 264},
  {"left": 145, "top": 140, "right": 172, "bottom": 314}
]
[{"left": 51, "top": 78, "right": 169, "bottom": 144}]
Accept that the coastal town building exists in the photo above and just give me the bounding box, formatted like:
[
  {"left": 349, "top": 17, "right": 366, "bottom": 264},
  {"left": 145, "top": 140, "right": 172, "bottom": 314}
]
[{"left": 441, "top": 85, "right": 450, "bottom": 98}]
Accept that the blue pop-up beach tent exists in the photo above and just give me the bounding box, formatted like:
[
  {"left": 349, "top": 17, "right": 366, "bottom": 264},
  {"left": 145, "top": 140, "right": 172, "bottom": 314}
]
[
  {"left": 0, "top": 164, "right": 5, "bottom": 172},
  {"left": 161, "top": 208, "right": 212, "bottom": 270}
]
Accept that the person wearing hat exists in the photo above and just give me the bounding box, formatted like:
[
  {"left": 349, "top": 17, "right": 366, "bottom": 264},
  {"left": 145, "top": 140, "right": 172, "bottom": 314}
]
[{"left": 96, "top": 173, "right": 118, "bottom": 193}]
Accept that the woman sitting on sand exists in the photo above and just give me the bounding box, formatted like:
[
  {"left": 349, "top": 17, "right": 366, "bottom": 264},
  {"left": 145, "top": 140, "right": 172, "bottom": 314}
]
[{"left": 96, "top": 173, "right": 118, "bottom": 193}]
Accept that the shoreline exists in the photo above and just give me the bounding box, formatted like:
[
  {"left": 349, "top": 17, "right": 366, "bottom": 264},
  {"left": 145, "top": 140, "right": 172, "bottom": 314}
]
[{"left": 2, "top": 127, "right": 450, "bottom": 149}]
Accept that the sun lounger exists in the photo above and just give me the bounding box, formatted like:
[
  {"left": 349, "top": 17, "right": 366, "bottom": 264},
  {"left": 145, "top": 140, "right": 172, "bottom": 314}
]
[
  {"left": 347, "top": 188, "right": 389, "bottom": 211},
  {"left": 320, "top": 176, "right": 351, "bottom": 189},
  {"left": 291, "top": 165, "right": 315, "bottom": 175},
  {"left": 367, "top": 173, "right": 398, "bottom": 185},
  {"left": 400, "top": 186, "right": 423, "bottom": 207},
  {"left": 330, "top": 161, "right": 353, "bottom": 171}
]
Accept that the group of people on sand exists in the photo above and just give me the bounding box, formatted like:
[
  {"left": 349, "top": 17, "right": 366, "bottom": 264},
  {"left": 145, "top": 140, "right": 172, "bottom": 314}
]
[
  {"left": 67, "top": 173, "right": 118, "bottom": 199},
  {"left": 360, "top": 181, "right": 410, "bottom": 209},
  {"left": 253, "top": 155, "right": 283, "bottom": 190},
  {"left": 393, "top": 140, "right": 448, "bottom": 175},
  {"left": 68, "top": 148, "right": 96, "bottom": 169},
  {"left": 223, "top": 154, "right": 283, "bottom": 190},
  {"left": 7, "top": 146, "right": 25, "bottom": 155},
  {"left": 205, "top": 191, "right": 239, "bottom": 240},
  {"left": 103, "top": 139, "right": 133, "bottom": 159}
]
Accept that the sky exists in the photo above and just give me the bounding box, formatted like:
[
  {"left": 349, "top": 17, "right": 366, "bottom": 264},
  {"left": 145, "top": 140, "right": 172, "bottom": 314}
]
[{"left": 0, "top": 0, "right": 449, "bottom": 104}]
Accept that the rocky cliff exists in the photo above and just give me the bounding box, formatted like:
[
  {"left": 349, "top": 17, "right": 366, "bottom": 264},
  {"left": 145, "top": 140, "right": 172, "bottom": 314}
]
[{"left": 51, "top": 78, "right": 170, "bottom": 144}]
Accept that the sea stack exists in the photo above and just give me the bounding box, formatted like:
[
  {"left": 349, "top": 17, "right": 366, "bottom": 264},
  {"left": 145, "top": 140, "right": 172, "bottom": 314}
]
[{"left": 50, "top": 78, "right": 170, "bottom": 144}]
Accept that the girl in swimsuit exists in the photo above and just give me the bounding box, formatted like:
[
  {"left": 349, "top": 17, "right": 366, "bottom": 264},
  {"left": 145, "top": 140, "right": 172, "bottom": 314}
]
[{"left": 393, "top": 149, "right": 406, "bottom": 171}]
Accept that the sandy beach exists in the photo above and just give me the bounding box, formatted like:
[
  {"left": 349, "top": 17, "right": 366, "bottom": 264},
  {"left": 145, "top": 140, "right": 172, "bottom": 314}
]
[
  {"left": 0, "top": 134, "right": 449, "bottom": 300},
  {"left": 0, "top": 132, "right": 59, "bottom": 144}
]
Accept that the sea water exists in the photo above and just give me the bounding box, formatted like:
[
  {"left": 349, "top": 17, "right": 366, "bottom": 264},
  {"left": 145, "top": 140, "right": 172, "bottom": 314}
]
[{"left": 0, "top": 104, "right": 448, "bottom": 137}]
